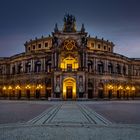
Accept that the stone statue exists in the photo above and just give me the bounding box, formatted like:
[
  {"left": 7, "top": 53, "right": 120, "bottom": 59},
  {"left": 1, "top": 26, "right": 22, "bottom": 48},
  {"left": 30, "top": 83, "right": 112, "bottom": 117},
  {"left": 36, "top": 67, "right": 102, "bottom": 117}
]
[
  {"left": 79, "top": 76, "right": 84, "bottom": 92},
  {"left": 55, "top": 76, "right": 60, "bottom": 92},
  {"left": 81, "top": 24, "right": 85, "bottom": 33},
  {"left": 52, "top": 36, "right": 58, "bottom": 47},
  {"left": 63, "top": 14, "right": 76, "bottom": 32},
  {"left": 81, "top": 36, "right": 87, "bottom": 47},
  {"left": 54, "top": 23, "right": 59, "bottom": 33}
]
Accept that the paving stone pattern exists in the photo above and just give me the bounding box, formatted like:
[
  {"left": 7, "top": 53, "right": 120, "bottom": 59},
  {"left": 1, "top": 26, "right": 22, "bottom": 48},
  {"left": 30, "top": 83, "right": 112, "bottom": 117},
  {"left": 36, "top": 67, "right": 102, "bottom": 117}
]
[{"left": 0, "top": 101, "right": 140, "bottom": 140}]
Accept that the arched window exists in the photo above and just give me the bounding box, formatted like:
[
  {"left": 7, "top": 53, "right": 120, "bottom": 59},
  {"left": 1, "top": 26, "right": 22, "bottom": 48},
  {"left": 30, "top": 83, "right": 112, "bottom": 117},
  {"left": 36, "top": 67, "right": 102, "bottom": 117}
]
[
  {"left": 60, "top": 56, "right": 78, "bottom": 71},
  {"left": 98, "top": 61, "right": 104, "bottom": 74},
  {"left": 26, "top": 89, "right": 30, "bottom": 99},
  {"left": 26, "top": 62, "right": 31, "bottom": 73},
  {"left": 116, "top": 64, "right": 121, "bottom": 74},
  {"left": 88, "top": 82, "right": 93, "bottom": 99},
  {"left": 0, "top": 67, "right": 3, "bottom": 75},
  {"left": 46, "top": 60, "right": 51, "bottom": 73},
  {"left": 98, "top": 83, "right": 104, "bottom": 98},
  {"left": 35, "top": 61, "right": 41, "bottom": 73},
  {"left": 12, "top": 65, "right": 16, "bottom": 75},
  {"left": 17, "top": 63, "right": 22, "bottom": 74},
  {"left": 88, "top": 60, "right": 93, "bottom": 72},
  {"left": 108, "top": 63, "right": 113, "bottom": 74},
  {"left": 123, "top": 65, "right": 126, "bottom": 75}
]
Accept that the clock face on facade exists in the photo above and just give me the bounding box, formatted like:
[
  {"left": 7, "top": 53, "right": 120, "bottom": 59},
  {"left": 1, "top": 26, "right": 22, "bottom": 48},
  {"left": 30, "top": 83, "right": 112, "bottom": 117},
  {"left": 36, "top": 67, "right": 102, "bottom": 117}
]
[{"left": 64, "top": 39, "right": 76, "bottom": 51}]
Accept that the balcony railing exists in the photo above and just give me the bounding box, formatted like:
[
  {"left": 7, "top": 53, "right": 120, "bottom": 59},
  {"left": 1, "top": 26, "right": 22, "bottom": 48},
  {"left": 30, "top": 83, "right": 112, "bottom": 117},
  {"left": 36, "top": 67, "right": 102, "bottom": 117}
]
[{"left": 61, "top": 68, "right": 78, "bottom": 72}]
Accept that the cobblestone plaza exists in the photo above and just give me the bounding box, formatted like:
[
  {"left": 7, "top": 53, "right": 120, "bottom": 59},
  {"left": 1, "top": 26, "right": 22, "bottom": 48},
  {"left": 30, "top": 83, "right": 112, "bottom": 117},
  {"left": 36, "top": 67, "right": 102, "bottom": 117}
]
[{"left": 0, "top": 100, "right": 140, "bottom": 140}]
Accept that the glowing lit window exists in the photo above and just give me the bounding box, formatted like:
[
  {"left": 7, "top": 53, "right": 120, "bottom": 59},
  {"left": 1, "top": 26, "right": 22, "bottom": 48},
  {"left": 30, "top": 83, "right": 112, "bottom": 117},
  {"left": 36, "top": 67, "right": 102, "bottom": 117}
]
[{"left": 60, "top": 56, "right": 78, "bottom": 71}]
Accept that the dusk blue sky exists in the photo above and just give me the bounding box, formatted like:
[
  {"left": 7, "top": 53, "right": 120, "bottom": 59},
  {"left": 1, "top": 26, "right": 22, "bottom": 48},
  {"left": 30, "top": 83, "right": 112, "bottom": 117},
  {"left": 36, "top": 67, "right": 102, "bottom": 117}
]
[{"left": 0, "top": 0, "right": 140, "bottom": 57}]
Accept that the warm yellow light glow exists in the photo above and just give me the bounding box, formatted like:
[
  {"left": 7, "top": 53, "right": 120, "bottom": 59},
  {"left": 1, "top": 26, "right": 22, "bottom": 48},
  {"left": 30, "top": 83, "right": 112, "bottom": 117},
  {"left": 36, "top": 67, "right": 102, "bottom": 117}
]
[
  {"left": 118, "top": 85, "right": 123, "bottom": 90},
  {"left": 8, "top": 86, "right": 12, "bottom": 90},
  {"left": 126, "top": 86, "right": 130, "bottom": 90},
  {"left": 107, "top": 84, "right": 113, "bottom": 90},
  {"left": 63, "top": 77, "right": 76, "bottom": 100},
  {"left": 60, "top": 56, "right": 79, "bottom": 71},
  {"left": 131, "top": 86, "right": 135, "bottom": 91},
  {"left": 36, "top": 84, "right": 43, "bottom": 89},
  {"left": 3, "top": 86, "right": 6, "bottom": 90},
  {"left": 16, "top": 85, "right": 21, "bottom": 90},
  {"left": 26, "top": 85, "right": 31, "bottom": 89}
]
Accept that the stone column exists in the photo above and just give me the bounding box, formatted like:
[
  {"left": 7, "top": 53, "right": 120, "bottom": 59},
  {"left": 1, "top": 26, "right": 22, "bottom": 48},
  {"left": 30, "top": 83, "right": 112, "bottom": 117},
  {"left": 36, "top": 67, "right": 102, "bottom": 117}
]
[
  {"left": 93, "top": 58, "right": 95, "bottom": 73},
  {"left": 23, "top": 61, "right": 26, "bottom": 73},
  {"left": 51, "top": 77, "right": 54, "bottom": 98},
  {"left": 31, "top": 59, "right": 35, "bottom": 72},
  {"left": 54, "top": 52, "right": 57, "bottom": 68},
  {"left": 15, "top": 62, "right": 18, "bottom": 74},
  {"left": 51, "top": 51, "right": 54, "bottom": 69},
  {"left": 93, "top": 78, "right": 96, "bottom": 98},
  {"left": 55, "top": 51, "right": 59, "bottom": 70},
  {"left": 120, "top": 63, "right": 122, "bottom": 75},
  {"left": 104, "top": 60, "right": 107, "bottom": 74},
  {"left": 85, "top": 52, "right": 88, "bottom": 71},
  {"left": 114, "top": 62, "right": 116, "bottom": 74},
  {"left": 41, "top": 58, "right": 45, "bottom": 72},
  {"left": 82, "top": 51, "right": 85, "bottom": 69},
  {"left": 85, "top": 73, "right": 88, "bottom": 98},
  {"left": 43, "top": 58, "right": 46, "bottom": 72},
  {"left": 10, "top": 64, "right": 13, "bottom": 74},
  {"left": 95, "top": 58, "right": 98, "bottom": 74}
]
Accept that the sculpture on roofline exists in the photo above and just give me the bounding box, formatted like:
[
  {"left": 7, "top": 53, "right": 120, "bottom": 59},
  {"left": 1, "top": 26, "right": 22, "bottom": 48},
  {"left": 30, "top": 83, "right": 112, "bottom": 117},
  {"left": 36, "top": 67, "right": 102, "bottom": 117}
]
[
  {"left": 63, "top": 14, "right": 76, "bottom": 32},
  {"left": 54, "top": 23, "right": 59, "bottom": 33}
]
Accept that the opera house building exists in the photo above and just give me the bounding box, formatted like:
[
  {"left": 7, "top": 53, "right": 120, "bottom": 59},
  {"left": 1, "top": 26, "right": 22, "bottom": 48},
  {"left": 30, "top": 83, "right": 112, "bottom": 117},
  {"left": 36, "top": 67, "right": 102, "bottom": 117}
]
[{"left": 0, "top": 15, "right": 140, "bottom": 100}]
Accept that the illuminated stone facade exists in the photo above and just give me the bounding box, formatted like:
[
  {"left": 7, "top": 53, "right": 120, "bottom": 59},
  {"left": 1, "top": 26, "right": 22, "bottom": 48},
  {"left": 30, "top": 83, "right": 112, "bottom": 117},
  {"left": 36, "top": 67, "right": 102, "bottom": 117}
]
[{"left": 0, "top": 15, "right": 140, "bottom": 100}]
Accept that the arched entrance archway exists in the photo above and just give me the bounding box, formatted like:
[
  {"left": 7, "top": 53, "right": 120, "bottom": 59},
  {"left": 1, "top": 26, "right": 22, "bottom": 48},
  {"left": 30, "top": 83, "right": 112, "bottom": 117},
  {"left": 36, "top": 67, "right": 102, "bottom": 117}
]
[
  {"left": 88, "top": 82, "right": 93, "bottom": 99},
  {"left": 35, "top": 89, "right": 40, "bottom": 99},
  {"left": 26, "top": 89, "right": 30, "bottom": 99},
  {"left": 63, "top": 77, "right": 76, "bottom": 100},
  {"left": 98, "top": 83, "right": 104, "bottom": 98}
]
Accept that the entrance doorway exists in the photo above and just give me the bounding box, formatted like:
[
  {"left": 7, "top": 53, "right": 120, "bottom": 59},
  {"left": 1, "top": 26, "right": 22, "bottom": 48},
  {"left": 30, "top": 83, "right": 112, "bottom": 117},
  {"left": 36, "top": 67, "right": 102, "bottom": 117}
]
[
  {"left": 36, "top": 89, "right": 40, "bottom": 99},
  {"left": 98, "top": 83, "right": 104, "bottom": 98},
  {"left": 45, "top": 89, "right": 51, "bottom": 99},
  {"left": 63, "top": 77, "right": 76, "bottom": 100},
  {"left": 18, "top": 90, "right": 21, "bottom": 99},
  {"left": 26, "top": 90, "right": 30, "bottom": 99},
  {"left": 98, "top": 90, "right": 104, "bottom": 98},
  {"left": 66, "top": 86, "right": 73, "bottom": 98},
  {"left": 88, "top": 90, "right": 93, "bottom": 99},
  {"left": 108, "top": 90, "right": 112, "bottom": 99}
]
